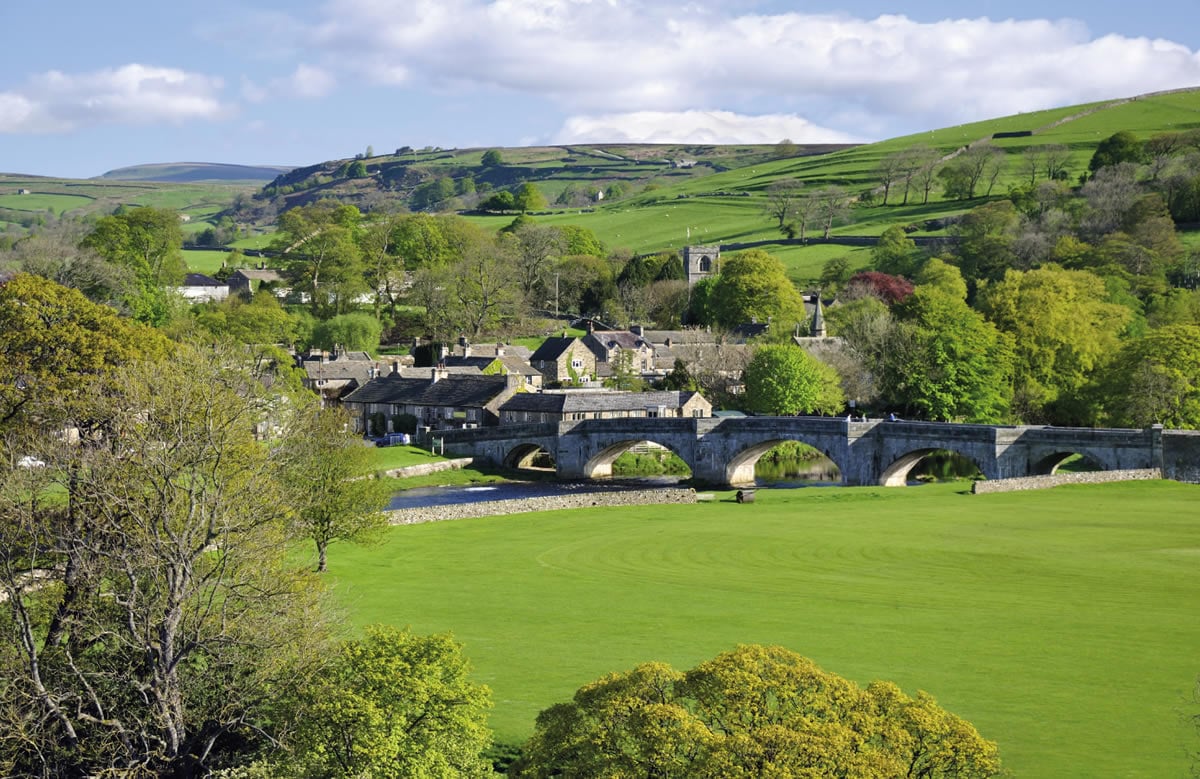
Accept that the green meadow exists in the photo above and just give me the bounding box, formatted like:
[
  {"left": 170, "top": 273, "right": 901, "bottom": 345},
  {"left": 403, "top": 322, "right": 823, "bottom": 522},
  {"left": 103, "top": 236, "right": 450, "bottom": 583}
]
[{"left": 324, "top": 480, "right": 1200, "bottom": 778}]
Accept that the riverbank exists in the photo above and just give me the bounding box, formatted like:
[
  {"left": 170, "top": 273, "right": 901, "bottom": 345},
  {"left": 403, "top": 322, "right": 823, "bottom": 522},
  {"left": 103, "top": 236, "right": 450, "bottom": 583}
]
[{"left": 388, "top": 486, "right": 698, "bottom": 524}]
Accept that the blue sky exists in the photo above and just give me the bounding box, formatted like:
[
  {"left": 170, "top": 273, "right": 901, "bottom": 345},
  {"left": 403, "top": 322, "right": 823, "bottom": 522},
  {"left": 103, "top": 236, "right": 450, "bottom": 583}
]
[{"left": 2, "top": 1, "right": 1198, "bottom": 178}]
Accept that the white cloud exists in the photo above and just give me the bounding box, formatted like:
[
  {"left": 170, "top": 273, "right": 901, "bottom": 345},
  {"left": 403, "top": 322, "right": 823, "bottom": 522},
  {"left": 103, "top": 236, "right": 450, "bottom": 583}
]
[
  {"left": 281, "top": 64, "right": 337, "bottom": 98},
  {"left": 292, "top": 1, "right": 1200, "bottom": 139},
  {"left": 0, "top": 65, "right": 229, "bottom": 134},
  {"left": 554, "top": 109, "right": 863, "bottom": 144}
]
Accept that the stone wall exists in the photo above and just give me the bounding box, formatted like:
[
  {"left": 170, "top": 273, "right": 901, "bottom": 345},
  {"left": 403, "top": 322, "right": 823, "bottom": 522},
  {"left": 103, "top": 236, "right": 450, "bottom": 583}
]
[
  {"left": 1163, "top": 431, "right": 1200, "bottom": 484},
  {"left": 389, "top": 487, "right": 698, "bottom": 525},
  {"left": 971, "top": 468, "right": 1163, "bottom": 494},
  {"left": 384, "top": 457, "right": 475, "bottom": 479}
]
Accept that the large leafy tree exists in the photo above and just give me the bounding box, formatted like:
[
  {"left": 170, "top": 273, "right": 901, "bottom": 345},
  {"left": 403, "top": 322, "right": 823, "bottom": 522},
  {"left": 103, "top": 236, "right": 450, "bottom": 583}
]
[
  {"left": 287, "top": 626, "right": 493, "bottom": 778},
  {"left": 977, "top": 266, "right": 1131, "bottom": 423},
  {"left": 743, "top": 345, "right": 844, "bottom": 416},
  {"left": 885, "top": 287, "right": 1014, "bottom": 422},
  {"left": 1096, "top": 324, "right": 1200, "bottom": 428},
  {"left": 80, "top": 206, "right": 187, "bottom": 324},
  {"left": 273, "top": 201, "right": 366, "bottom": 316},
  {"left": 0, "top": 273, "right": 170, "bottom": 430},
  {"left": 0, "top": 343, "right": 330, "bottom": 776},
  {"left": 708, "top": 249, "right": 807, "bottom": 331},
  {"left": 275, "top": 403, "right": 392, "bottom": 572},
  {"left": 511, "top": 644, "right": 1000, "bottom": 778}
]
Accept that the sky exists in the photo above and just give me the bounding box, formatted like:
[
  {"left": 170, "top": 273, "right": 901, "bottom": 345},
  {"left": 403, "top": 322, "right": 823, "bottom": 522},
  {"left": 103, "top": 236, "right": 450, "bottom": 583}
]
[{"left": 2, "top": 1, "right": 1199, "bottom": 179}]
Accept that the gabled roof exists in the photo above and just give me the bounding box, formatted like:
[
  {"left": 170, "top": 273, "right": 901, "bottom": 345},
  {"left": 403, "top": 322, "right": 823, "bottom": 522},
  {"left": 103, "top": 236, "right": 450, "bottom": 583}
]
[
  {"left": 501, "top": 389, "right": 706, "bottom": 414},
  {"left": 230, "top": 268, "right": 285, "bottom": 282},
  {"left": 529, "top": 336, "right": 582, "bottom": 363},
  {"left": 182, "top": 273, "right": 224, "bottom": 287},
  {"left": 585, "top": 330, "right": 651, "bottom": 352},
  {"left": 343, "top": 373, "right": 511, "bottom": 408}
]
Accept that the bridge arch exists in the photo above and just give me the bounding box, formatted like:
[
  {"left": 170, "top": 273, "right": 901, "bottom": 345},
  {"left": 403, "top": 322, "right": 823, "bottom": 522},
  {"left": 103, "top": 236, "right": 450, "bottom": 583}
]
[
  {"left": 878, "top": 447, "right": 987, "bottom": 487},
  {"left": 724, "top": 438, "right": 845, "bottom": 486},
  {"left": 1031, "top": 450, "right": 1105, "bottom": 476},
  {"left": 503, "top": 442, "right": 556, "bottom": 472},
  {"left": 582, "top": 438, "right": 693, "bottom": 480}
]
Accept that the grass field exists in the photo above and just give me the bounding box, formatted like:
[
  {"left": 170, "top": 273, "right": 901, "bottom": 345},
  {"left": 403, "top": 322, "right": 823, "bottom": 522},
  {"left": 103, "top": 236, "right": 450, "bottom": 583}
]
[{"left": 324, "top": 480, "right": 1200, "bottom": 777}]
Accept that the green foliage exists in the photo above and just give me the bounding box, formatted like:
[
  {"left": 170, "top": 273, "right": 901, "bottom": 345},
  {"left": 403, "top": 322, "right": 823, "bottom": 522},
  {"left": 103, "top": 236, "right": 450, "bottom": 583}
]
[
  {"left": 311, "top": 311, "right": 383, "bottom": 353},
  {"left": 707, "top": 249, "right": 807, "bottom": 330},
  {"left": 275, "top": 403, "right": 393, "bottom": 572},
  {"left": 977, "top": 266, "right": 1131, "bottom": 423},
  {"left": 1089, "top": 130, "right": 1146, "bottom": 172},
  {"left": 347, "top": 160, "right": 368, "bottom": 178},
  {"left": 81, "top": 205, "right": 187, "bottom": 324},
  {"left": 0, "top": 273, "right": 171, "bottom": 429},
  {"left": 514, "top": 182, "right": 547, "bottom": 212},
  {"left": 482, "top": 149, "right": 504, "bottom": 167},
  {"left": 871, "top": 224, "right": 920, "bottom": 277},
  {"left": 611, "top": 449, "right": 691, "bottom": 476},
  {"left": 288, "top": 626, "right": 493, "bottom": 778},
  {"left": 1097, "top": 323, "right": 1200, "bottom": 428},
  {"left": 511, "top": 644, "right": 1000, "bottom": 778},
  {"left": 743, "top": 344, "right": 845, "bottom": 416},
  {"left": 887, "top": 287, "right": 1014, "bottom": 422}
]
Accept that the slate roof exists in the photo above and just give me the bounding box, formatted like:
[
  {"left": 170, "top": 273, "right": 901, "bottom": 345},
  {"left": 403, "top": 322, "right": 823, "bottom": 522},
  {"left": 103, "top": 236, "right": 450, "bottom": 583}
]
[
  {"left": 500, "top": 390, "right": 703, "bottom": 414},
  {"left": 182, "top": 273, "right": 224, "bottom": 287},
  {"left": 585, "top": 330, "right": 651, "bottom": 352},
  {"left": 343, "top": 374, "right": 511, "bottom": 408},
  {"left": 529, "top": 336, "right": 581, "bottom": 363}
]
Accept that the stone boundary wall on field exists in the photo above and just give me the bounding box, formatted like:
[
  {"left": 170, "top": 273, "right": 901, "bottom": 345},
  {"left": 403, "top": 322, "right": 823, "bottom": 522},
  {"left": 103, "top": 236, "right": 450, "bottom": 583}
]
[
  {"left": 389, "top": 487, "right": 698, "bottom": 525},
  {"left": 384, "top": 457, "right": 475, "bottom": 479},
  {"left": 971, "top": 468, "right": 1162, "bottom": 494}
]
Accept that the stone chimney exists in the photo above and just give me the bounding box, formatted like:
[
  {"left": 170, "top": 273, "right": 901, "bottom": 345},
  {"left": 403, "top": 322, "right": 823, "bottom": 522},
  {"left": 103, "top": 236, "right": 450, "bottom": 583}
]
[
  {"left": 431, "top": 365, "right": 448, "bottom": 383},
  {"left": 440, "top": 345, "right": 450, "bottom": 362},
  {"left": 390, "top": 360, "right": 400, "bottom": 376},
  {"left": 496, "top": 343, "right": 506, "bottom": 357}
]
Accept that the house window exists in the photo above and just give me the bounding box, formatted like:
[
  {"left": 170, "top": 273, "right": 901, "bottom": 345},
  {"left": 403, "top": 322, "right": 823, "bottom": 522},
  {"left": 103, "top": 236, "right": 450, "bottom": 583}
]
[
  {"left": 571, "top": 358, "right": 583, "bottom": 369},
  {"left": 647, "top": 409, "right": 659, "bottom": 418}
]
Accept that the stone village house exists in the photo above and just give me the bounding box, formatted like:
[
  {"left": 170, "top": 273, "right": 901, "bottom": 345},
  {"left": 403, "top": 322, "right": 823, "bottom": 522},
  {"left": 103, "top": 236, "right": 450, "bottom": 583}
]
[
  {"left": 528, "top": 336, "right": 596, "bottom": 385},
  {"left": 340, "top": 366, "right": 524, "bottom": 435},
  {"left": 499, "top": 389, "right": 712, "bottom": 424}
]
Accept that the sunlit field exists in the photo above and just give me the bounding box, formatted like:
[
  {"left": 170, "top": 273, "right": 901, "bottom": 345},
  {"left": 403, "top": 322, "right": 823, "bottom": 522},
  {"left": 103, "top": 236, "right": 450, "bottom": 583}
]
[{"left": 324, "top": 479, "right": 1200, "bottom": 778}]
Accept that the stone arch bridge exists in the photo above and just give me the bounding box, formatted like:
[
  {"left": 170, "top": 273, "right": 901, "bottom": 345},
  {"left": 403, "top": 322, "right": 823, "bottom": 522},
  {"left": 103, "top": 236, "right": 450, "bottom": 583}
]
[{"left": 432, "top": 417, "right": 1200, "bottom": 487}]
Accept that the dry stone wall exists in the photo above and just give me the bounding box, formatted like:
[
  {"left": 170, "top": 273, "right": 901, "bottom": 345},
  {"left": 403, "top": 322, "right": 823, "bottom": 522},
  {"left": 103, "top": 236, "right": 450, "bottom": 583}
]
[
  {"left": 389, "top": 487, "right": 698, "bottom": 525},
  {"left": 971, "top": 468, "right": 1162, "bottom": 494}
]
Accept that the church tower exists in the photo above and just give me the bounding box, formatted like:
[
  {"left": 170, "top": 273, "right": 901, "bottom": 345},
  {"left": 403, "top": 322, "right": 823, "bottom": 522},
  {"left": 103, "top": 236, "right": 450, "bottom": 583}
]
[{"left": 684, "top": 245, "right": 720, "bottom": 286}]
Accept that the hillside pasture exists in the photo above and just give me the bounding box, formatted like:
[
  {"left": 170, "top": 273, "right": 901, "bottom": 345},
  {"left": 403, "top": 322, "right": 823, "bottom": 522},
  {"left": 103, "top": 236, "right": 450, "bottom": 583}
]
[
  {"left": 0, "top": 191, "right": 95, "bottom": 215},
  {"left": 326, "top": 480, "right": 1200, "bottom": 778}
]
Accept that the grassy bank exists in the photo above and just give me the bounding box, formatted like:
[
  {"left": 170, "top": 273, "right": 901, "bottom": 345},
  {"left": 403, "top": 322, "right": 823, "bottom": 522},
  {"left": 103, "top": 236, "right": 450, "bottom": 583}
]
[{"left": 326, "top": 479, "right": 1200, "bottom": 777}]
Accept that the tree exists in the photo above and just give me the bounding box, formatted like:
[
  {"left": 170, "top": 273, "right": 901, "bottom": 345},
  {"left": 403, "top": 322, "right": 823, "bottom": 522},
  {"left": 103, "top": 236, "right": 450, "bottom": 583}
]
[
  {"left": 939, "top": 143, "right": 1005, "bottom": 201},
  {"left": 347, "top": 159, "right": 368, "bottom": 178},
  {"left": 0, "top": 273, "right": 170, "bottom": 430},
  {"left": 509, "top": 222, "right": 567, "bottom": 307},
  {"left": 81, "top": 206, "right": 187, "bottom": 324},
  {"left": 953, "top": 200, "right": 1022, "bottom": 290},
  {"left": 481, "top": 149, "right": 503, "bottom": 167},
  {"left": 510, "top": 644, "right": 1000, "bottom": 779},
  {"left": 1089, "top": 130, "right": 1145, "bottom": 173},
  {"left": 1096, "top": 324, "right": 1200, "bottom": 428},
  {"left": 814, "top": 185, "right": 851, "bottom": 238},
  {"left": 774, "top": 138, "right": 798, "bottom": 159},
  {"left": 287, "top": 626, "right": 492, "bottom": 778},
  {"left": 875, "top": 150, "right": 906, "bottom": 205},
  {"left": 275, "top": 403, "right": 392, "bottom": 572},
  {"left": 708, "top": 249, "right": 807, "bottom": 331},
  {"left": 273, "top": 202, "right": 366, "bottom": 316},
  {"left": 451, "top": 228, "right": 522, "bottom": 337},
  {"left": 897, "top": 144, "right": 941, "bottom": 205},
  {"left": 844, "top": 270, "right": 914, "bottom": 305},
  {"left": 743, "top": 345, "right": 844, "bottom": 415},
  {"left": 977, "top": 266, "right": 1131, "bottom": 423},
  {"left": 0, "top": 343, "right": 330, "bottom": 776},
  {"left": 885, "top": 287, "right": 1014, "bottom": 422},
  {"left": 311, "top": 311, "right": 384, "bottom": 353},
  {"left": 871, "top": 225, "right": 920, "bottom": 277},
  {"left": 764, "top": 179, "right": 804, "bottom": 234},
  {"left": 513, "top": 182, "right": 547, "bottom": 213}
]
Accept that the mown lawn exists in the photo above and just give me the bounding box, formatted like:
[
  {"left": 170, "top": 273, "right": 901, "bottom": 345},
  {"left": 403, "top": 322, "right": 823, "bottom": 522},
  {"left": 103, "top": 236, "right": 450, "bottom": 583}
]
[{"left": 325, "top": 480, "right": 1200, "bottom": 778}]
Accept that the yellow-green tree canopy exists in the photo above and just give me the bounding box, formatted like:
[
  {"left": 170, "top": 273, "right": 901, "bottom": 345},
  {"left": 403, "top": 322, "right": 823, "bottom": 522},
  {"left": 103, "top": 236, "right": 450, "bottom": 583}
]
[
  {"left": 0, "top": 272, "right": 171, "bottom": 430},
  {"left": 977, "top": 265, "right": 1131, "bottom": 424},
  {"left": 511, "top": 644, "right": 1000, "bottom": 778},
  {"left": 743, "top": 344, "right": 844, "bottom": 416},
  {"left": 709, "top": 249, "right": 807, "bottom": 331},
  {"left": 1097, "top": 324, "right": 1200, "bottom": 428}
]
